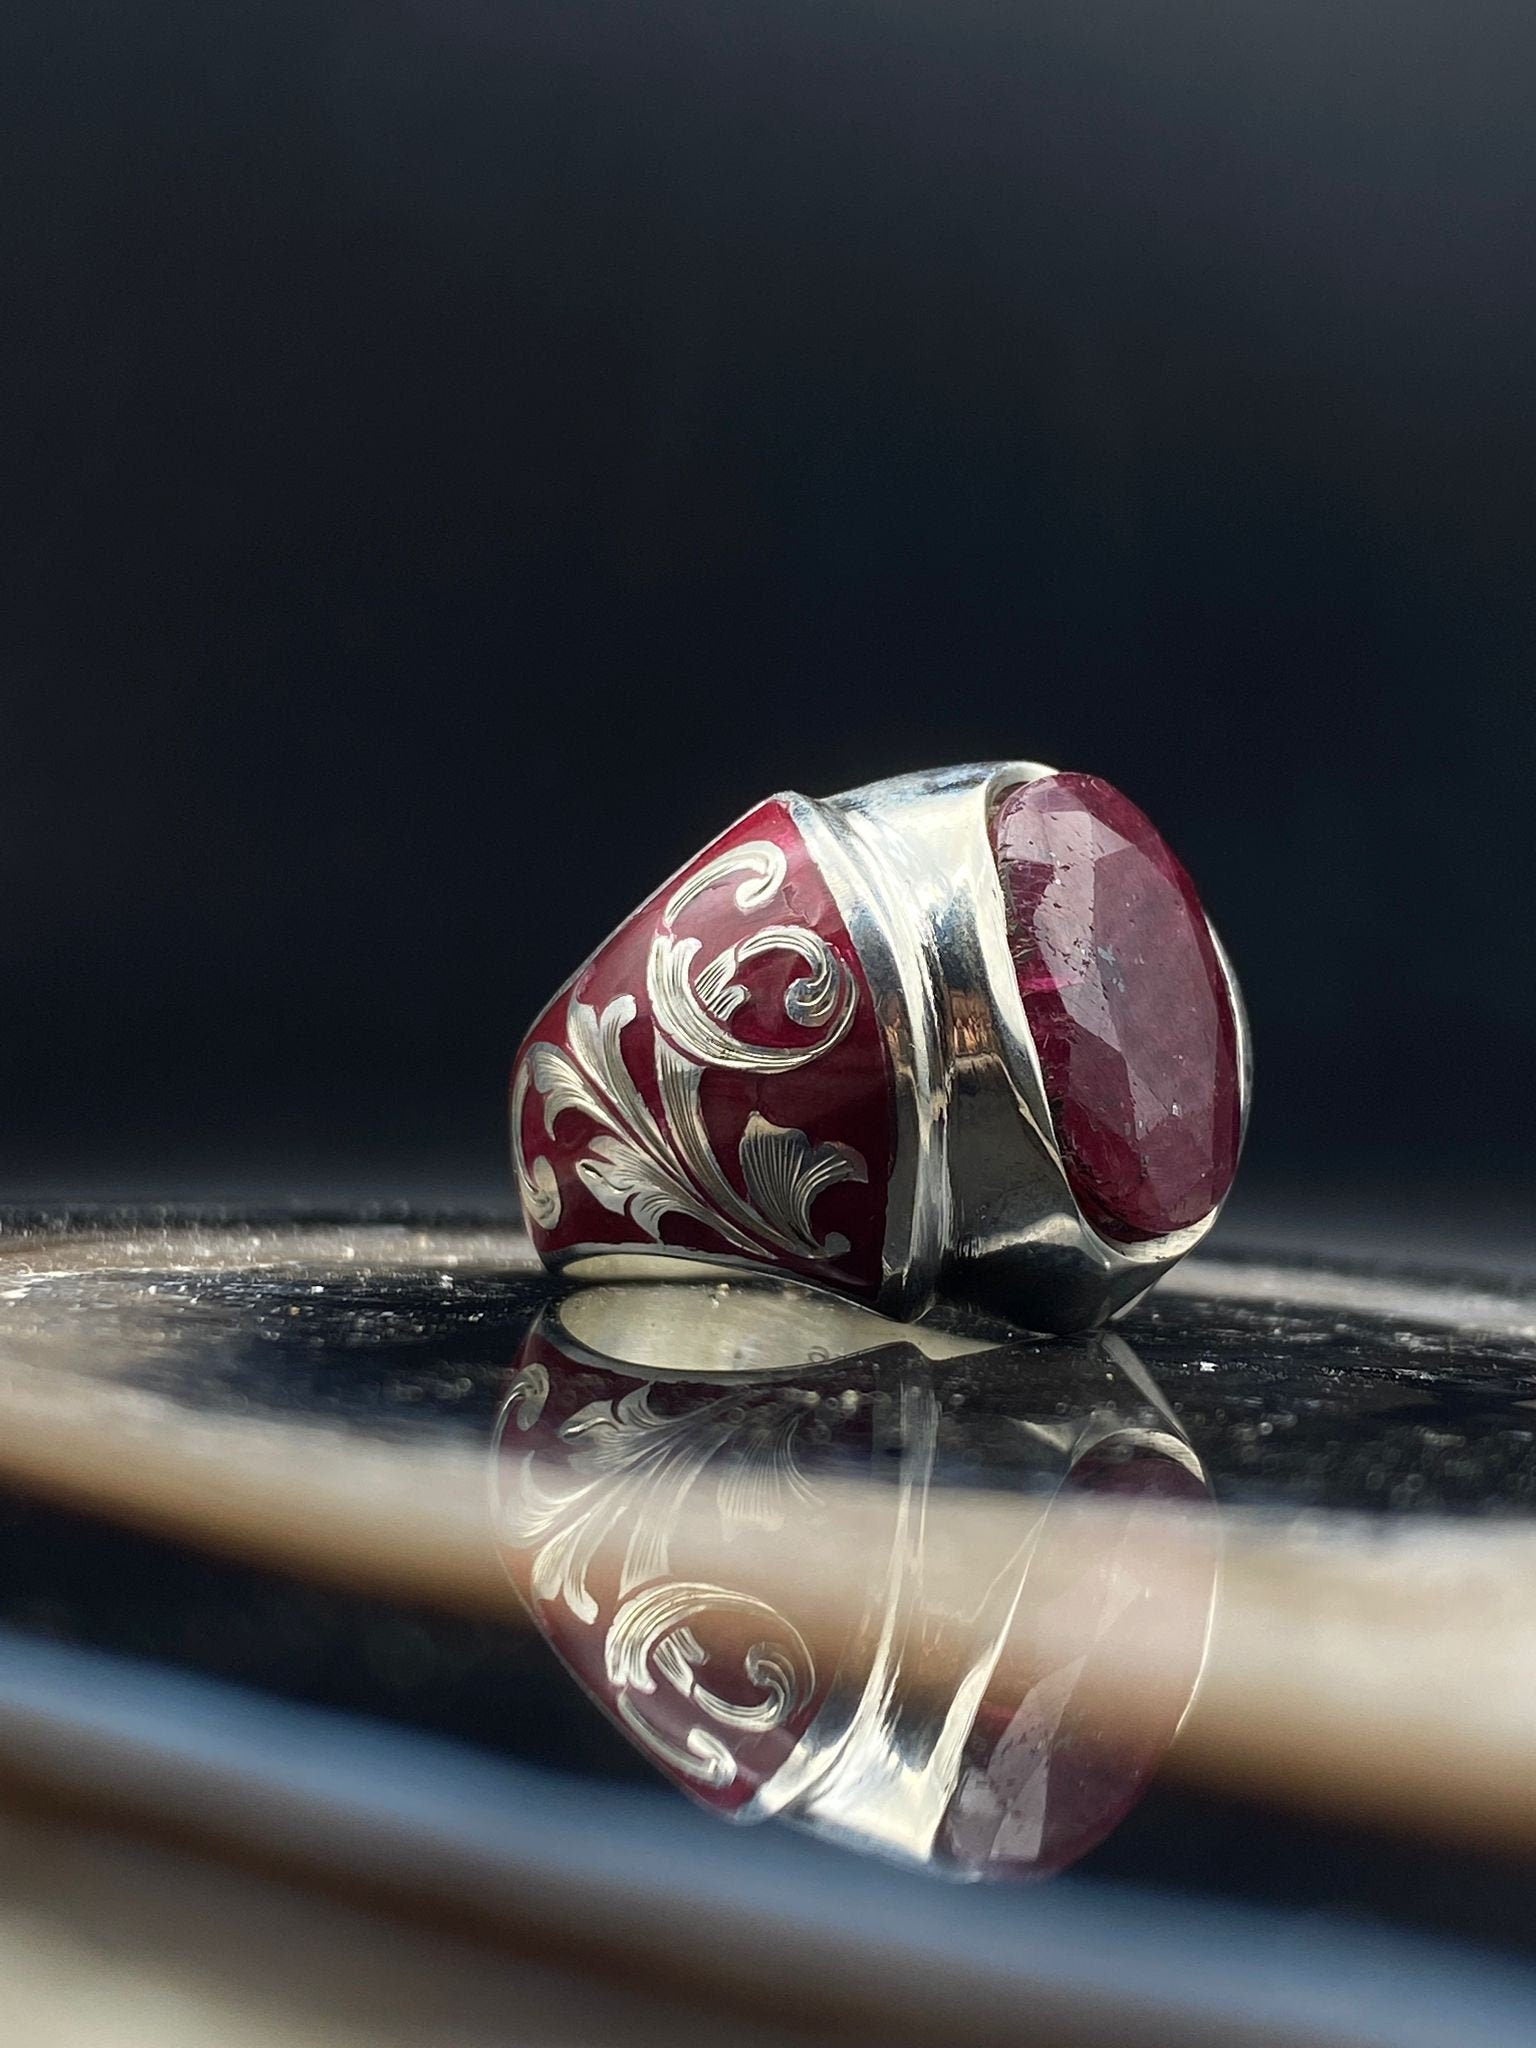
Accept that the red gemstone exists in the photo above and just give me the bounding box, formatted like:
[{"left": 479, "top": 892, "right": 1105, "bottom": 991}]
[{"left": 990, "top": 774, "right": 1241, "bottom": 1243}]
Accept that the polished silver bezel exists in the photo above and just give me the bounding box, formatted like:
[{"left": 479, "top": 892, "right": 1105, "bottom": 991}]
[{"left": 800, "top": 762, "right": 1251, "bottom": 1330}]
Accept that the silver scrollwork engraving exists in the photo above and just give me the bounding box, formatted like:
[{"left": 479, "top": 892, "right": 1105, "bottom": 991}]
[
  {"left": 514, "top": 841, "right": 867, "bottom": 1266},
  {"left": 510, "top": 1063, "right": 562, "bottom": 1230}
]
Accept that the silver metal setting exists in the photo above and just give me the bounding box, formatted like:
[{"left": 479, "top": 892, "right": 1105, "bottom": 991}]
[{"left": 802, "top": 761, "right": 1251, "bottom": 1330}]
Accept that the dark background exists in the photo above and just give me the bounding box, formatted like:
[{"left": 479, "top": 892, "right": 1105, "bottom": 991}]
[{"left": 5, "top": 0, "right": 1534, "bottom": 1221}]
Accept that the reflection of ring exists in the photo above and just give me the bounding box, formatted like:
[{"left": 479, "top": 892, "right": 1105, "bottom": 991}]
[
  {"left": 490, "top": 1277, "right": 1217, "bottom": 1878},
  {"left": 512, "top": 762, "right": 1249, "bottom": 1329}
]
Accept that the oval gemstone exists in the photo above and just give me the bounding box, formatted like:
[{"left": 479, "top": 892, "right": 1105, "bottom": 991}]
[{"left": 990, "top": 774, "right": 1242, "bottom": 1243}]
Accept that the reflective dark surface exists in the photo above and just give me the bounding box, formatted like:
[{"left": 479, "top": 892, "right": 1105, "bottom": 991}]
[
  {"left": 4, "top": 1212, "right": 1536, "bottom": 1944},
  {"left": 495, "top": 1282, "right": 1214, "bottom": 1876}
]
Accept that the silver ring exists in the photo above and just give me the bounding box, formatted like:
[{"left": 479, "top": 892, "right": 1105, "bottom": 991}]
[{"left": 512, "top": 762, "right": 1250, "bottom": 1329}]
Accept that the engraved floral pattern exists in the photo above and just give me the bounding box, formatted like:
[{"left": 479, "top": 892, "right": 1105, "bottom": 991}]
[{"left": 514, "top": 841, "right": 868, "bottom": 1264}]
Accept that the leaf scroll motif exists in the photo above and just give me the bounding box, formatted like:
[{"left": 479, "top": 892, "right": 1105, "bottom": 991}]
[
  {"left": 739, "top": 1113, "right": 868, "bottom": 1260},
  {"left": 510, "top": 1062, "right": 562, "bottom": 1229},
  {"left": 514, "top": 841, "right": 869, "bottom": 1268}
]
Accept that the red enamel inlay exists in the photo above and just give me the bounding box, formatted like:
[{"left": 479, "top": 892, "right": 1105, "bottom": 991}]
[
  {"left": 514, "top": 800, "right": 894, "bottom": 1297},
  {"left": 991, "top": 774, "right": 1242, "bottom": 1243}
]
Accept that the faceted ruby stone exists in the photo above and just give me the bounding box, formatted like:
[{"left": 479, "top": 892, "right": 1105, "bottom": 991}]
[{"left": 990, "top": 774, "right": 1241, "bottom": 1243}]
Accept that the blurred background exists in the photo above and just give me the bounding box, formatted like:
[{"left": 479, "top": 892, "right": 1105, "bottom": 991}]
[{"left": 4, "top": 0, "right": 1533, "bottom": 1226}]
